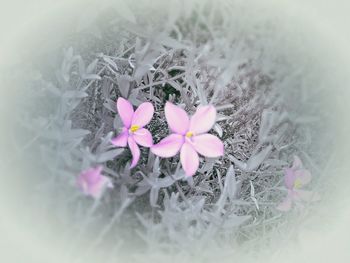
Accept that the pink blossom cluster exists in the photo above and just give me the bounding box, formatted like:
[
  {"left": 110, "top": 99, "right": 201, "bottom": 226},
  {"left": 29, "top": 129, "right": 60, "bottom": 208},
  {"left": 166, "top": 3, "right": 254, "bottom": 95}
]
[
  {"left": 112, "top": 98, "right": 224, "bottom": 176},
  {"left": 76, "top": 98, "right": 320, "bottom": 212},
  {"left": 77, "top": 97, "right": 224, "bottom": 198},
  {"left": 277, "top": 156, "right": 320, "bottom": 211}
]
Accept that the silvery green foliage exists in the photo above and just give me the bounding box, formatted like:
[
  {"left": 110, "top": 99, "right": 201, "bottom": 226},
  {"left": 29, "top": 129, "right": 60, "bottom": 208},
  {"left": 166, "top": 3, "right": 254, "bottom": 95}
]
[{"left": 16, "top": 0, "right": 333, "bottom": 261}]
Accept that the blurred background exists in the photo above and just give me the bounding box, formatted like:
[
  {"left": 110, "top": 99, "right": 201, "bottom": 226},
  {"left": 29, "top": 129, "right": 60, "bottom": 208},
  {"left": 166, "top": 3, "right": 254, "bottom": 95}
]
[{"left": 0, "top": 0, "right": 349, "bottom": 262}]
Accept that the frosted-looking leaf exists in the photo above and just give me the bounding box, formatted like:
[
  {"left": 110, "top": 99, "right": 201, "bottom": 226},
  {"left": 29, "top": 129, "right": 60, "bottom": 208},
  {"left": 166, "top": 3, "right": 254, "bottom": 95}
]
[
  {"left": 215, "top": 61, "right": 239, "bottom": 89},
  {"left": 103, "top": 56, "right": 119, "bottom": 71},
  {"left": 213, "top": 123, "right": 223, "bottom": 138},
  {"left": 135, "top": 212, "right": 151, "bottom": 228},
  {"left": 63, "top": 129, "right": 90, "bottom": 140},
  {"left": 61, "top": 47, "right": 75, "bottom": 82},
  {"left": 77, "top": 56, "right": 86, "bottom": 76},
  {"left": 120, "top": 185, "right": 129, "bottom": 203},
  {"left": 185, "top": 176, "right": 194, "bottom": 187},
  {"left": 225, "top": 165, "right": 237, "bottom": 201},
  {"left": 192, "top": 198, "right": 205, "bottom": 214},
  {"left": 117, "top": 75, "right": 131, "bottom": 98},
  {"left": 103, "top": 99, "right": 117, "bottom": 113},
  {"left": 128, "top": 54, "right": 135, "bottom": 68},
  {"left": 113, "top": 114, "right": 123, "bottom": 129},
  {"left": 259, "top": 110, "right": 276, "bottom": 143},
  {"left": 161, "top": 37, "right": 187, "bottom": 49},
  {"left": 246, "top": 145, "right": 273, "bottom": 171},
  {"left": 82, "top": 74, "right": 101, "bottom": 80},
  {"left": 196, "top": 181, "right": 213, "bottom": 194},
  {"left": 96, "top": 149, "right": 124, "bottom": 162},
  {"left": 198, "top": 158, "right": 216, "bottom": 173},
  {"left": 45, "top": 84, "right": 61, "bottom": 96},
  {"left": 250, "top": 181, "right": 259, "bottom": 210},
  {"left": 78, "top": 57, "right": 101, "bottom": 80},
  {"left": 86, "top": 59, "right": 98, "bottom": 74},
  {"left": 250, "top": 180, "right": 255, "bottom": 197},
  {"left": 65, "top": 47, "right": 73, "bottom": 60},
  {"left": 230, "top": 145, "right": 273, "bottom": 172},
  {"left": 150, "top": 187, "right": 160, "bottom": 207},
  {"left": 196, "top": 80, "right": 207, "bottom": 105},
  {"left": 228, "top": 155, "right": 247, "bottom": 171},
  {"left": 134, "top": 64, "right": 154, "bottom": 81},
  {"left": 153, "top": 157, "right": 160, "bottom": 174},
  {"left": 156, "top": 177, "right": 174, "bottom": 188},
  {"left": 128, "top": 90, "right": 143, "bottom": 106},
  {"left": 156, "top": 33, "right": 187, "bottom": 49}
]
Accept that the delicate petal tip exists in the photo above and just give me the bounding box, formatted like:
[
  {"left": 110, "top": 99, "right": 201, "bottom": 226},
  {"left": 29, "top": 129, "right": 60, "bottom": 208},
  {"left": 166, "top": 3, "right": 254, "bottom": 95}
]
[
  {"left": 133, "top": 128, "right": 153, "bottom": 147},
  {"left": 294, "top": 169, "right": 312, "bottom": 186},
  {"left": 284, "top": 155, "right": 312, "bottom": 189},
  {"left": 117, "top": 97, "right": 134, "bottom": 128},
  {"left": 128, "top": 137, "right": 140, "bottom": 168},
  {"left": 151, "top": 134, "right": 184, "bottom": 158},
  {"left": 164, "top": 102, "right": 190, "bottom": 135},
  {"left": 132, "top": 102, "right": 154, "bottom": 127},
  {"left": 189, "top": 105, "right": 217, "bottom": 134},
  {"left": 77, "top": 166, "right": 107, "bottom": 199},
  {"left": 292, "top": 155, "right": 303, "bottom": 170},
  {"left": 88, "top": 177, "right": 109, "bottom": 199},
  {"left": 192, "top": 134, "right": 224, "bottom": 158},
  {"left": 111, "top": 129, "right": 128, "bottom": 147},
  {"left": 284, "top": 168, "right": 296, "bottom": 190},
  {"left": 180, "top": 143, "right": 199, "bottom": 176}
]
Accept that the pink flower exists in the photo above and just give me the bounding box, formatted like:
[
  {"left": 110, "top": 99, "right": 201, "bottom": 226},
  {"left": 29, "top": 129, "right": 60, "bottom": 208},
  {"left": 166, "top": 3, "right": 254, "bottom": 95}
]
[
  {"left": 151, "top": 102, "right": 224, "bottom": 176},
  {"left": 277, "top": 156, "right": 320, "bottom": 211},
  {"left": 111, "top": 97, "right": 154, "bottom": 168},
  {"left": 77, "top": 166, "right": 112, "bottom": 198}
]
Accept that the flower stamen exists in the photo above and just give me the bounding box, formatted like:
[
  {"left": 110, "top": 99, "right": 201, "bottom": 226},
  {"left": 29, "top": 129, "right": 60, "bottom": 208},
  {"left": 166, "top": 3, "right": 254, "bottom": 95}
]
[
  {"left": 294, "top": 179, "right": 302, "bottom": 189},
  {"left": 129, "top": 125, "right": 140, "bottom": 133},
  {"left": 185, "top": 131, "right": 194, "bottom": 138}
]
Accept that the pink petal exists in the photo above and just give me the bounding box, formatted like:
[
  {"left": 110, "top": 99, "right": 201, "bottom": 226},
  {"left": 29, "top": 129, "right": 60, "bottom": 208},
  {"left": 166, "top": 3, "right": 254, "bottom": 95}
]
[
  {"left": 111, "top": 128, "right": 128, "bottom": 147},
  {"left": 133, "top": 128, "right": 153, "bottom": 147},
  {"left": 117, "top": 97, "right": 134, "bottom": 128},
  {"left": 294, "top": 169, "right": 312, "bottom": 186},
  {"left": 132, "top": 102, "right": 154, "bottom": 127},
  {"left": 128, "top": 137, "right": 140, "bottom": 168},
  {"left": 77, "top": 166, "right": 108, "bottom": 199},
  {"left": 165, "top": 102, "right": 189, "bottom": 135},
  {"left": 151, "top": 134, "right": 184, "bottom": 157},
  {"left": 276, "top": 196, "right": 293, "bottom": 211},
  {"left": 82, "top": 166, "right": 103, "bottom": 185},
  {"left": 77, "top": 175, "right": 89, "bottom": 194},
  {"left": 191, "top": 134, "right": 224, "bottom": 158},
  {"left": 189, "top": 105, "right": 217, "bottom": 134},
  {"left": 292, "top": 155, "right": 303, "bottom": 170},
  {"left": 180, "top": 143, "right": 199, "bottom": 176},
  {"left": 284, "top": 168, "right": 297, "bottom": 190},
  {"left": 89, "top": 177, "right": 110, "bottom": 198}
]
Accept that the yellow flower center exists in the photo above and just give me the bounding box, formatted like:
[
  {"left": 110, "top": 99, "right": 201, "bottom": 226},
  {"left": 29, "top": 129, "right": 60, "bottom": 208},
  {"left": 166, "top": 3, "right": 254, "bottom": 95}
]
[
  {"left": 294, "top": 179, "right": 302, "bottom": 189},
  {"left": 186, "top": 131, "right": 194, "bottom": 138},
  {"left": 129, "top": 125, "right": 140, "bottom": 133}
]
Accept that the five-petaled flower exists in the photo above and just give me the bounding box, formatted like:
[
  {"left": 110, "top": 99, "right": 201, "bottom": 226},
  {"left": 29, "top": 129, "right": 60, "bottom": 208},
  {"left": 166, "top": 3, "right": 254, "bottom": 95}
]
[
  {"left": 151, "top": 102, "right": 224, "bottom": 176},
  {"left": 77, "top": 166, "right": 112, "bottom": 199},
  {"left": 111, "top": 97, "right": 154, "bottom": 168},
  {"left": 277, "top": 156, "right": 320, "bottom": 211}
]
